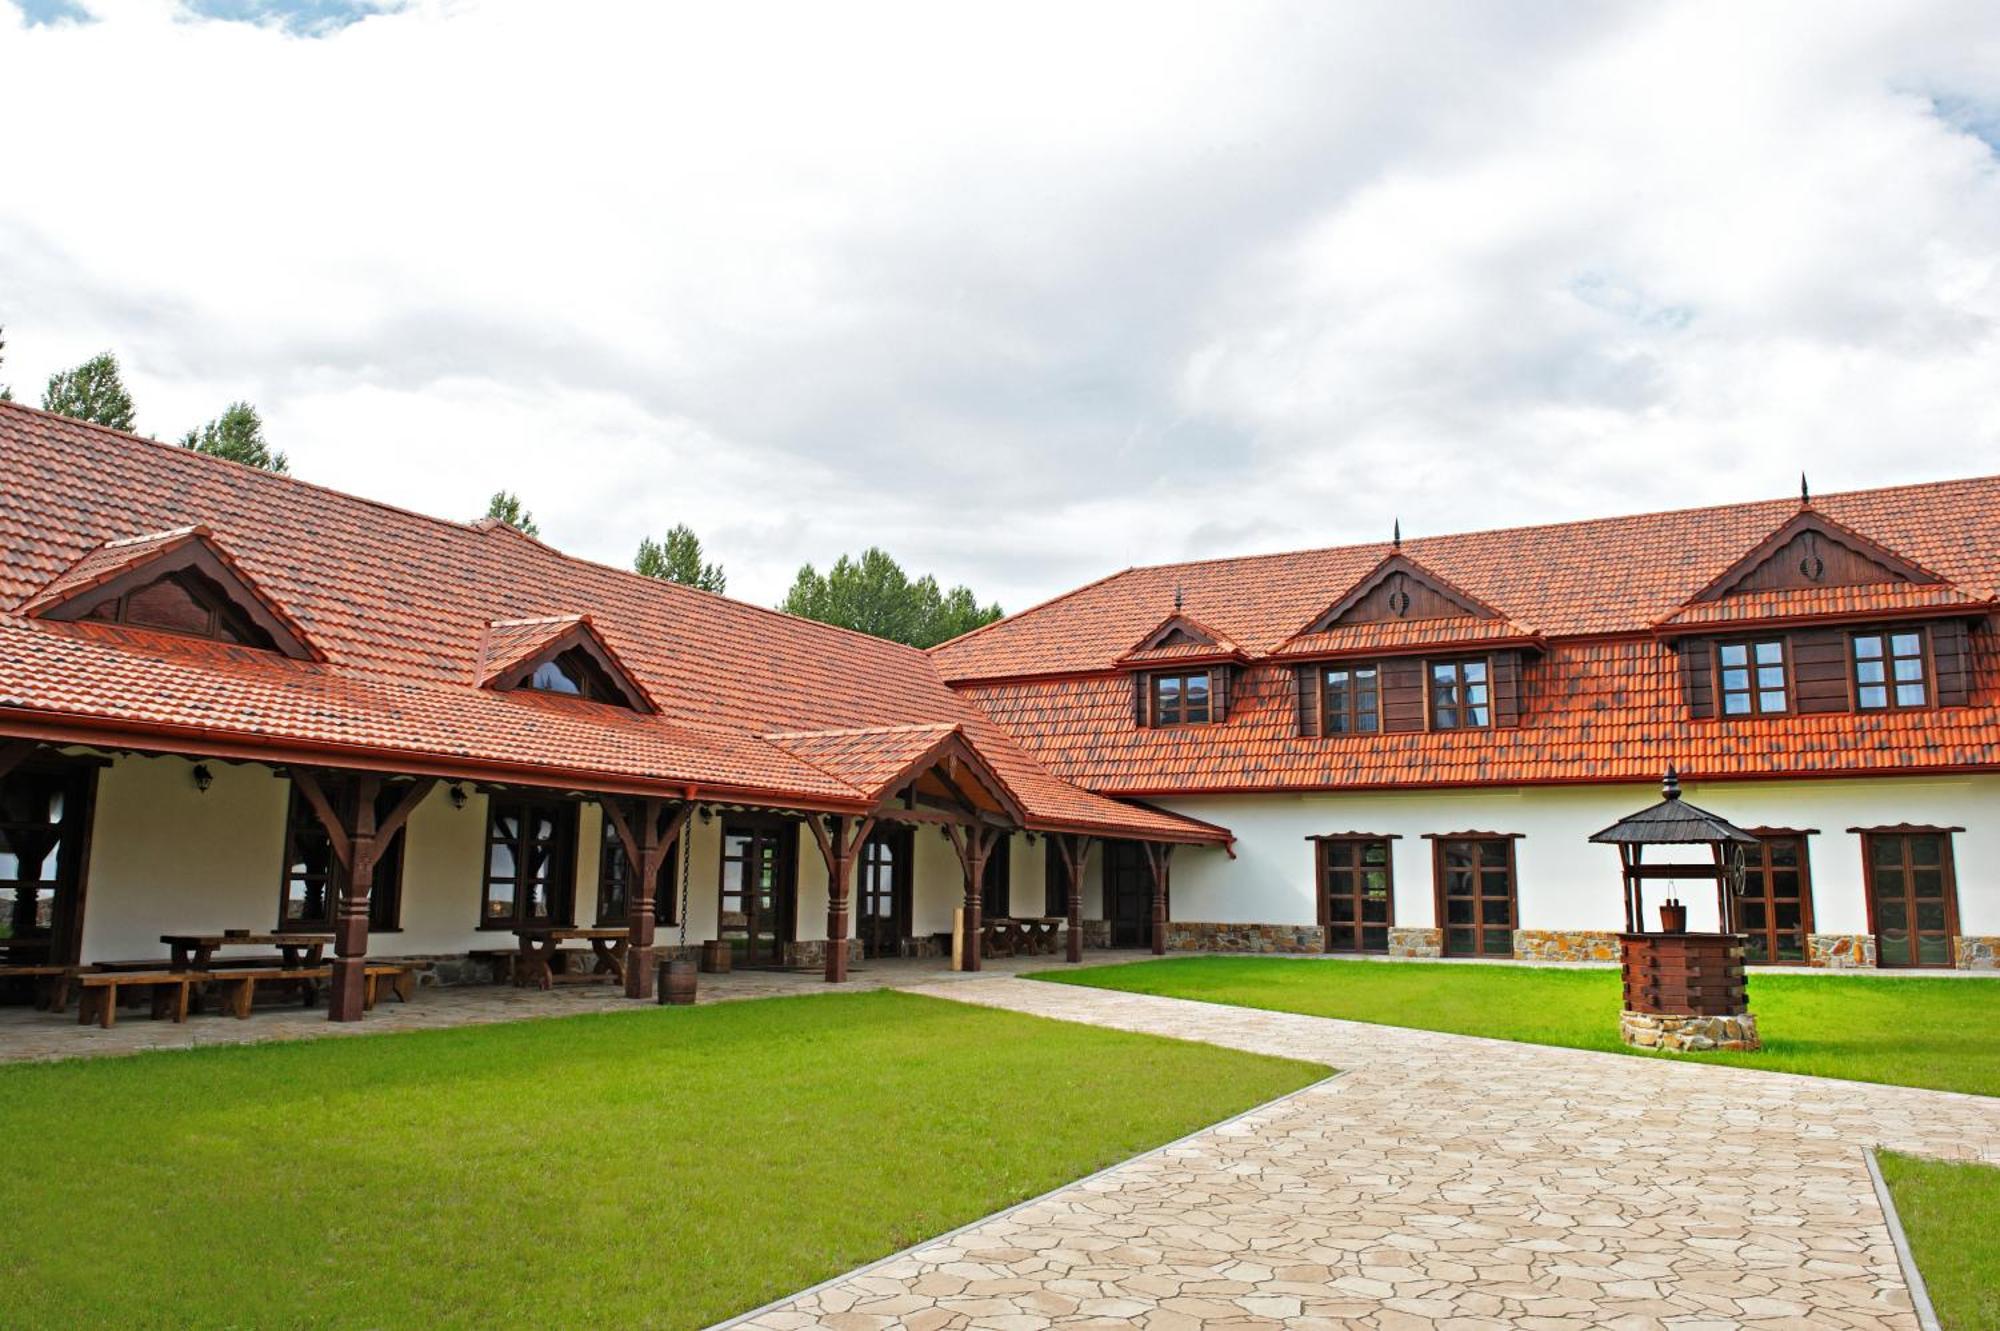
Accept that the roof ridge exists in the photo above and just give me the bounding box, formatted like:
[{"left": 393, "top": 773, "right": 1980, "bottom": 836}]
[
  {"left": 930, "top": 563, "right": 1137, "bottom": 658},
  {"left": 763, "top": 720, "right": 960, "bottom": 741}
]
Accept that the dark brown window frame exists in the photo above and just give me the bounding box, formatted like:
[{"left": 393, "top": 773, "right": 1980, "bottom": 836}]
[
  {"left": 1321, "top": 663, "right": 1382, "bottom": 734},
  {"left": 279, "top": 780, "right": 410, "bottom": 933},
  {"left": 1851, "top": 823, "right": 1962, "bottom": 969},
  {"left": 0, "top": 756, "right": 101, "bottom": 965},
  {"left": 1427, "top": 657, "right": 1493, "bottom": 730},
  {"left": 1715, "top": 637, "right": 1791, "bottom": 716},
  {"left": 1310, "top": 833, "right": 1399, "bottom": 954},
  {"left": 1849, "top": 626, "right": 1931, "bottom": 712},
  {"left": 1426, "top": 831, "right": 1522, "bottom": 958},
  {"left": 1736, "top": 827, "right": 1816, "bottom": 965},
  {"left": 82, "top": 568, "right": 270, "bottom": 649},
  {"left": 480, "top": 795, "right": 579, "bottom": 930},
  {"left": 716, "top": 812, "right": 799, "bottom": 965},
  {"left": 1150, "top": 670, "right": 1214, "bottom": 727}
]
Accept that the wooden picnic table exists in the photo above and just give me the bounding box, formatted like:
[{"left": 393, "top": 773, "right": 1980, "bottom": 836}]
[
  {"left": 160, "top": 932, "right": 335, "bottom": 971},
  {"left": 511, "top": 926, "right": 629, "bottom": 991},
  {"left": 981, "top": 917, "right": 1063, "bottom": 959}
]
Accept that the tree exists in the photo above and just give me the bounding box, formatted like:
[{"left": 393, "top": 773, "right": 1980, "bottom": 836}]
[
  {"left": 181, "top": 401, "right": 288, "bottom": 473},
  {"left": 780, "top": 547, "right": 1002, "bottom": 648},
  {"left": 634, "top": 524, "right": 726, "bottom": 593},
  {"left": 42, "top": 352, "right": 136, "bottom": 431},
  {"left": 483, "top": 490, "right": 540, "bottom": 538},
  {"left": 0, "top": 325, "right": 11, "bottom": 402}
]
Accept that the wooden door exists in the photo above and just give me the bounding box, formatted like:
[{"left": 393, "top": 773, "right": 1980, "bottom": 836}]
[
  {"left": 1737, "top": 834, "right": 1812, "bottom": 964},
  {"left": 718, "top": 819, "right": 796, "bottom": 967},
  {"left": 1434, "top": 837, "right": 1517, "bottom": 958},
  {"left": 1104, "top": 840, "right": 1155, "bottom": 948},
  {"left": 1318, "top": 837, "right": 1392, "bottom": 953},
  {"left": 855, "top": 828, "right": 911, "bottom": 960},
  {"left": 1864, "top": 831, "right": 1958, "bottom": 968}
]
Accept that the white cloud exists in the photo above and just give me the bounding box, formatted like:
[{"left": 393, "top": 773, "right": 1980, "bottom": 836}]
[{"left": 2, "top": 0, "right": 1996, "bottom": 608}]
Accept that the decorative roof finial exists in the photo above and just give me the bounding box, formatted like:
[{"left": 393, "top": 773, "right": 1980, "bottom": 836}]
[
  {"left": 1173, "top": 584, "right": 1183, "bottom": 612},
  {"left": 1392, "top": 517, "right": 1402, "bottom": 551},
  {"left": 1800, "top": 472, "right": 1811, "bottom": 508},
  {"left": 1662, "top": 765, "right": 1681, "bottom": 801}
]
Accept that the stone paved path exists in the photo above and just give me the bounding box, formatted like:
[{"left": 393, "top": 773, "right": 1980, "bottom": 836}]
[{"left": 734, "top": 978, "right": 2000, "bottom": 1331}]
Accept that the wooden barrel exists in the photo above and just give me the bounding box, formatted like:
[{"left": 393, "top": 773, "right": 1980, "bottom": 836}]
[{"left": 657, "top": 959, "right": 698, "bottom": 1005}]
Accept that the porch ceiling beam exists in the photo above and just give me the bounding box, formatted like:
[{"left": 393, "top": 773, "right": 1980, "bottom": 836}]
[{"left": 873, "top": 805, "right": 1011, "bottom": 831}]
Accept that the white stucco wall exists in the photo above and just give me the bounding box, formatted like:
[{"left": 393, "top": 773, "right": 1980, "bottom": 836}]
[{"left": 1155, "top": 774, "right": 2000, "bottom": 938}]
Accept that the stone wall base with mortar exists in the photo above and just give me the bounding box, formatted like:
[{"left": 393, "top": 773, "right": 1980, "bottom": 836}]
[
  {"left": 1956, "top": 936, "right": 2000, "bottom": 970},
  {"left": 1513, "top": 930, "right": 1622, "bottom": 962},
  {"left": 1388, "top": 927, "right": 1443, "bottom": 959},
  {"left": 1621, "top": 1009, "right": 1761, "bottom": 1053},
  {"left": 1808, "top": 934, "right": 1877, "bottom": 969},
  {"left": 783, "top": 939, "right": 865, "bottom": 968},
  {"left": 1164, "top": 922, "right": 1324, "bottom": 953}
]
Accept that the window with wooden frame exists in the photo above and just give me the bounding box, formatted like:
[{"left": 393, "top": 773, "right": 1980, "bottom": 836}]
[
  {"left": 1315, "top": 836, "right": 1393, "bottom": 953},
  {"left": 523, "top": 648, "right": 630, "bottom": 704},
  {"left": 981, "top": 833, "right": 1013, "bottom": 919},
  {"left": 595, "top": 808, "right": 681, "bottom": 927},
  {"left": 1736, "top": 832, "right": 1813, "bottom": 965},
  {"left": 82, "top": 570, "right": 271, "bottom": 648},
  {"left": 1716, "top": 639, "right": 1788, "bottom": 715},
  {"left": 1150, "top": 670, "right": 1212, "bottom": 726},
  {"left": 1321, "top": 665, "right": 1381, "bottom": 734},
  {"left": 1858, "top": 827, "right": 1959, "bottom": 968},
  {"left": 1431, "top": 835, "right": 1518, "bottom": 958},
  {"left": 1428, "top": 659, "right": 1490, "bottom": 730},
  {"left": 1851, "top": 629, "right": 1928, "bottom": 711},
  {"left": 481, "top": 797, "right": 578, "bottom": 929},
  {"left": 279, "top": 781, "right": 409, "bottom": 932}
]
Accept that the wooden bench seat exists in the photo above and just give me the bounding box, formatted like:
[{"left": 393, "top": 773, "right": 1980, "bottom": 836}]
[
  {"left": 468, "top": 947, "right": 594, "bottom": 985},
  {"left": 76, "top": 971, "right": 193, "bottom": 1029},
  {"left": 0, "top": 963, "right": 75, "bottom": 1012},
  {"left": 207, "top": 964, "right": 416, "bottom": 1018}
]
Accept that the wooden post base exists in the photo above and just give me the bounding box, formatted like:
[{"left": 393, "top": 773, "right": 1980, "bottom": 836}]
[{"left": 327, "top": 958, "right": 367, "bottom": 1022}]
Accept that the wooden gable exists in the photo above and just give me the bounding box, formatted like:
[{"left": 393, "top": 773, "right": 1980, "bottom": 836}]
[
  {"left": 1694, "top": 511, "right": 1941, "bottom": 602},
  {"left": 480, "top": 615, "right": 656, "bottom": 713},
  {"left": 1303, "top": 553, "right": 1498, "bottom": 633}
]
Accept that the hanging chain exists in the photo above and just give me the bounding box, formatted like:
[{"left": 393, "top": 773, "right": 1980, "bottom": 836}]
[{"left": 678, "top": 810, "right": 692, "bottom": 948}]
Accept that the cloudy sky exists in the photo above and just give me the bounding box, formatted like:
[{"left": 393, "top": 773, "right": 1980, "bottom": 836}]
[{"left": 2, "top": 1, "right": 1997, "bottom": 612}]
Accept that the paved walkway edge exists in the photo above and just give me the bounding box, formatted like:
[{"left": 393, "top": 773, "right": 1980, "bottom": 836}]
[
  {"left": 701, "top": 1067, "right": 1352, "bottom": 1331},
  {"left": 1864, "top": 1147, "right": 1943, "bottom": 1331}
]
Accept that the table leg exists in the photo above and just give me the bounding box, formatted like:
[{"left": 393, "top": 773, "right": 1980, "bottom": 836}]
[
  {"left": 590, "top": 937, "right": 625, "bottom": 985},
  {"left": 523, "top": 939, "right": 555, "bottom": 991}
]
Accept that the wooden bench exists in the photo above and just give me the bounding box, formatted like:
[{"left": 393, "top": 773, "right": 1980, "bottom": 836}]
[
  {"left": 207, "top": 964, "right": 416, "bottom": 1018},
  {"left": 0, "top": 963, "right": 74, "bottom": 1012},
  {"left": 469, "top": 947, "right": 595, "bottom": 986},
  {"left": 76, "top": 971, "right": 193, "bottom": 1029}
]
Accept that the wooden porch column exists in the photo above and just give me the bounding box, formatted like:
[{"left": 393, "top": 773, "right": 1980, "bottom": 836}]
[
  {"left": 599, "top": 797, "right": 693, "bottom": 999},
  {"left": 294, "top": 771, "right": 434, "bottom": 1022},
  {"left": 1142, "top": 842, "right": 1173, "bottom": 956},
  {"left": 1054, "top": 834, "right": 1093, "bottom": 964},
  {"left": 945, "top": 824, "right": 996, "bottom": 972},
  {"left": 808, "top": 814, "right": 876, "bottom": 983}
]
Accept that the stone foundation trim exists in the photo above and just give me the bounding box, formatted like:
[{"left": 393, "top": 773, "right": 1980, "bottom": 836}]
[
  {"left": 1513, "top": 930, "right": 1622, "bottom": 962},
  {"left": 1956, "top": 936, "right": 1999, "bottom": 970},
  {"left": 1163, "top": 922, "right": 1324, "bottom": 954},
  {"left": 1387, "top": 927, "right": 1442, "bottom": 959},
  {"left": 1808, "top": 933, "right": 1877, "bottom": 969},
  {"left": 1620, "top": 1009, "right": 1761, "bottom": 1053}
]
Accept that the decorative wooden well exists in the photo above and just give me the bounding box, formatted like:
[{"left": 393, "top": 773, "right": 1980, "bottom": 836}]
[{"left": 1590, "top": 769, "right": 1763, "bottom": 1053}]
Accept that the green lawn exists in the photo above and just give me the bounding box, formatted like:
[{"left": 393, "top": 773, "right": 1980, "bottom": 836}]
[
  {"left": 1878, "top": 1152, "right": 2000, "bottom": 1330},
  {"left": 1031, "top": 956, "right": 2000, "bottom": 1096},
  {"left": 0, "top": 990, "right": 1323, "bottom": 1329}
]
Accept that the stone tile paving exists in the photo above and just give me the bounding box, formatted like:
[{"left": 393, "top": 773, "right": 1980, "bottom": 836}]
[{"left": 733, "top": 978, "right": 2000, "bottom": 1331}]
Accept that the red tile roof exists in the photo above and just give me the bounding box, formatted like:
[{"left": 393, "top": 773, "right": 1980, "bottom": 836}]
[
  {"left": 936, "top": 479, "right": 2000, "bottom": 792},
  {"left": 0, "top": 402, "right": 1219, "bottom": 845}
]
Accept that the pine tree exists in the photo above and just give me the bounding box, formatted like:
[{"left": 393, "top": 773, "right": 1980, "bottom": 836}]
[
  {"left": 483, "top": 491, "right": 540, "bottom": 538},
  {"left": 633, "top": 524, "right": 726, "bottom": 593},
  {"left": 42, "top": 352, "right": 136, "bottom": 430},
  {"left": 181, "top": 401, "right": 288, "bottom": 473}
]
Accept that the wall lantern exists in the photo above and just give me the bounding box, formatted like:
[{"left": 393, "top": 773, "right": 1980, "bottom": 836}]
[
  {"left": 448, "top": 782, "right": 468, "bottom": 810},
  {"left": 191, "top": 764, "right": 214, "bottom": 794}
]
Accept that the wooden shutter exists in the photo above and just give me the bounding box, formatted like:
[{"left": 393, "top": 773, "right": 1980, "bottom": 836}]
[
  {"left": 1933, "top": 619, "right": 1973, "bottom": 707},
  {"left": 1380, "top": 658, "right": 1427, "bottom": 732},
  {"left": 1210, "top": 667, "right": 1231, "bottom": 723},
  {"left": 1790, "top": 629, "right": 1849, "bottom": 714},
  {"left": 1680, "top": 639, "right": 1715, "bottom": 719},
  {"left": 1492, "top": 651, "right": 1522, "bottom": 728},
  {"left": 1294, "top": 666, "right": 1319, "bottom": 738},
  {"left": 1132, "top": 673, "right": 1150, "bottom": 728}
]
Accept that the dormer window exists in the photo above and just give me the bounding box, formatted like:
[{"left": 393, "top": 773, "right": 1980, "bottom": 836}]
[
  {"left": 1152, "top": 671, "right": 1212, "bottom": 725},
  {"left": 80, "top": 570, "right": 271, "bottom": 648},
  {"left": 1718, "top": 640, "right": 1787, "bottom": 715},
  {"left": 481, "top": 615, "right": 654, "bottom": 713},
  {"left": 1852, "top": 630, "right": 1926, "bottom": 710},
  {"left": 1322, "top": 664, "right": 1380, "bottom": 734},
  {"left": 1429, "top": 659, "right": 1490, "bottom": 729}
]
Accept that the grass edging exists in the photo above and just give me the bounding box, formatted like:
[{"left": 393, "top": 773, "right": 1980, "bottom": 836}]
[
  {"left": 1864, "top": 1147, "right": 1943, "bottom": 1331},
  {"left": 703, "top": 1066, "right": 1351, "bottom": 1331}
]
